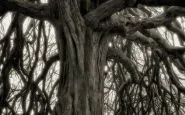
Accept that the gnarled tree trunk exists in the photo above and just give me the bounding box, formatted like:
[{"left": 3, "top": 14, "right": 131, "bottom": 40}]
[{"left": 49, "top": 0, "right": 104, "bottom": 114}]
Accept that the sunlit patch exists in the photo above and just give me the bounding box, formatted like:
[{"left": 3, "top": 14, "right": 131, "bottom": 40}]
[
  {"left": 41, "top": 0, "right": 48, "bottom": 3},
  {"left": 147, "top": 48, "right": 152, "bottom": 56},
  {"left": 108, "top": 42, "right": 112, "bottom": 47},
  {"left": 104, "top": 65, "right": 108, "bottom": 72}
]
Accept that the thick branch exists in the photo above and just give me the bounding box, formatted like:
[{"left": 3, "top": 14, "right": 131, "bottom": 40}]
[
  {"left": 166, "top": 22, "right": 185, "bottom": 41},
  {"left": 85, "top": 0, "right": 137, "bottom": 27},
  {"left": 107, "top": 48, "right": 139, "bottom": 82},
  {"left": 141, "top": 29, "right": 185, "bottom": 54},
  {"left": 163, "top": 57, "right": 185, "bottom": 95},
  {"left": 0, "top": 0, "right": 50, "bottom": 20},
  {"left": 97, "top": 6, "right": 185, "bottom": 34},
  {"left": 138, "top": 0, "right": 185, "bottom": 7},
  {"left": 85, "top": 0, "right": 185, "bottom": 28}
]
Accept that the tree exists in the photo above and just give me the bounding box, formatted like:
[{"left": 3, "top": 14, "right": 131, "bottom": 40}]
[{"left": 1, "top": 0, "right": 185, "bottom": 114}]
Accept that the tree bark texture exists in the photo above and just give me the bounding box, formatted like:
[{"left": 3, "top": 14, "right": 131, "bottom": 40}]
[
  {"left": 3, "top": 0, "right": 185, "bottom": 114},
  {"left": 49, "top": 0, "right": 104, "bottom": 114}
]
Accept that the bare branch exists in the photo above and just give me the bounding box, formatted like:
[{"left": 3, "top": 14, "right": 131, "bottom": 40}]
[
  {"left": 0, "top": 0, "right": 50, "bottom": 20},
  {"left": 85, "top": 0, "right": 137, "bottom": 27},
  {"left": 85, "top": 0, "right": 185, "bottom": 28},
  {"left": 107, "top": 48, "right": 140, "bottom": 82},
  {"left": 97, "top": 6, "right": 185, "bottom": 34},
  {"left": 141, "top": 29, "right": 185, "bottom": 54}
]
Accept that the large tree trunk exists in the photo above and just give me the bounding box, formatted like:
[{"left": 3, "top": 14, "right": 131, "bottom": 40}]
[{"left": 50, "top": 0, "right": 104, "bottom": 114}]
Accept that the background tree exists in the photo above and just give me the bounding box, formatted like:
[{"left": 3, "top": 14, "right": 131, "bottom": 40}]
[{"left": 1, "top": 0, "right": 185, "bottom": 114}]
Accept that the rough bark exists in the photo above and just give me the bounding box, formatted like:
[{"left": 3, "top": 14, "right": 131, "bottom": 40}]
[
  {"left": 49, "top": 0, "right": 103, "bottom": 114},
  {"left": 2, "top": 0, "right": 185, "bottom": 114}
]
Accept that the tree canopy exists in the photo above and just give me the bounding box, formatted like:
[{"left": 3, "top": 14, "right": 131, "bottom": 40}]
[{"left": 1, "top": 0, "right": 185, "bottom": 114}]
